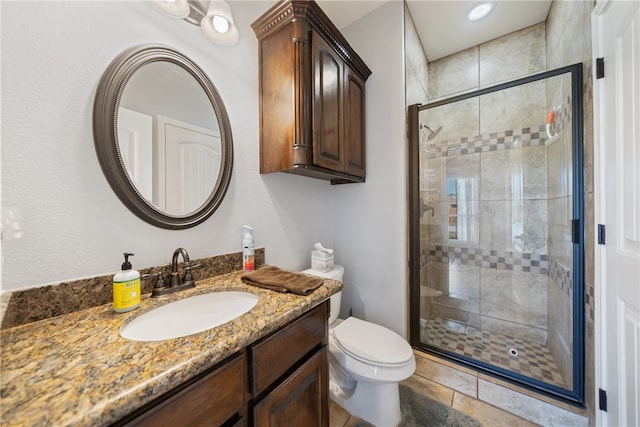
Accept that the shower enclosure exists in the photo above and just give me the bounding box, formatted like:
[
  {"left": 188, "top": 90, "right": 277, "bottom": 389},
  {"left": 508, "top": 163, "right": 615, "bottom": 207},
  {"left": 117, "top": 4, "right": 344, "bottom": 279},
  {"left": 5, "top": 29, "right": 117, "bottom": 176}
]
[{"left": 408, "top": 64, "right": 584, "bottom": 404}]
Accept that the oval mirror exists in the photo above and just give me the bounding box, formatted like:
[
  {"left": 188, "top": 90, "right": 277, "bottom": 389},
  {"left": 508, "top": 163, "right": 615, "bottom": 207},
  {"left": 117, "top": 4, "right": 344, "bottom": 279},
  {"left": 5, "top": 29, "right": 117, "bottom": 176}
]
[{"left": 93, "top": 45, "right": 233, "bottom": 229}]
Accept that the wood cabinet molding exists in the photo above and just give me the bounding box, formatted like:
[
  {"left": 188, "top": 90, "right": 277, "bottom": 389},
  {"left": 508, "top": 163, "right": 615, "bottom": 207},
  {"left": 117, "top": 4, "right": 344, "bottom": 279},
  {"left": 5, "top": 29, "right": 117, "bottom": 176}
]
[{"left": 251, "top": 1, "right": 371, "bottom": 81}]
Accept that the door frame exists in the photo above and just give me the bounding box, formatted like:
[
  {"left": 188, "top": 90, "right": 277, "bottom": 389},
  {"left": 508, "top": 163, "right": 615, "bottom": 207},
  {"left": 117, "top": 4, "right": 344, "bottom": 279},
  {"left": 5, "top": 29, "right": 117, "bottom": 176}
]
[{"left": 592, "top": 0, "right": 640, "bottom": 424}]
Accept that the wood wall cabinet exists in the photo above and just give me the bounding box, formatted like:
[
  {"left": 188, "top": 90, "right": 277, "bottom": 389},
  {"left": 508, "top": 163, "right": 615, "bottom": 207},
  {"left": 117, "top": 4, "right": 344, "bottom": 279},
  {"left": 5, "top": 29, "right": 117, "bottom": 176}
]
[
  {"left": 252, "top": 0, "right": 371, "bottom": 184},
  {"left": 115, "top": 301, "right": 329, "bottom": 427}
]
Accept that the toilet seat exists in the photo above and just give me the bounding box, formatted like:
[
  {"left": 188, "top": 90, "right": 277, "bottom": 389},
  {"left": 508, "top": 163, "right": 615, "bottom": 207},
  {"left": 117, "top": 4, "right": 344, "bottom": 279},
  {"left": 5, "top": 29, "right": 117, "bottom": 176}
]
[{"left": 333, "top": 317, "right": 413, "bottom": 366}]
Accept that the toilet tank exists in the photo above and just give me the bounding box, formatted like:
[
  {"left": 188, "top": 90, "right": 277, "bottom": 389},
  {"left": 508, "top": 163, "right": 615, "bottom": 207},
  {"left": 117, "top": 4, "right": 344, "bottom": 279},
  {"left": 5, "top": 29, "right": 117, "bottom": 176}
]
[{"left": 302, "top": 265, "right": 344, "bottom": 324}]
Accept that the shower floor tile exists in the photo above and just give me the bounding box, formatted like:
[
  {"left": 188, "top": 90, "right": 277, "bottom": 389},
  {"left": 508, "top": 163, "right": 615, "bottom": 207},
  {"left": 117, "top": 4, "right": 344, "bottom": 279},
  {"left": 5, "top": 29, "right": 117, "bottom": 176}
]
[{"left": 421, "top": 317, "right": 567, "bottom": 389}]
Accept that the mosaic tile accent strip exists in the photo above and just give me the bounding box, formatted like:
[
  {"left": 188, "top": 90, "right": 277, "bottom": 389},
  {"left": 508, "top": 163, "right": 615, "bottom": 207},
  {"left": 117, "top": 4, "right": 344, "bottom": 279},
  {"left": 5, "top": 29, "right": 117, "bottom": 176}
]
[
  {"left": 427, "top": 245, "right": 549, "bottom": 276},
  {"left": 420, "top": 125, "right": 549, "bottom": 159},
  {"left": 421, "top": 316, "right": 567, "bottom": 388},
  {"left": 420, "top": 246, "right": 430, "bottom": 267},
  {"left": 549, "top": 256, "right": 572, "bottom": 296},
  {"left": 0, "top": 248, "right": 266, "bottom": 329}
]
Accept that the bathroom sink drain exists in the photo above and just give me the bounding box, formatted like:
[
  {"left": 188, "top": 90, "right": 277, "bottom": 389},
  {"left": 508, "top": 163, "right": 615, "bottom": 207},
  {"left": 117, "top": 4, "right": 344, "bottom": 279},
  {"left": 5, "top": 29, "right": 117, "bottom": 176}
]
[{"left": 508, "top": 348, "right": 519, "bottom": 357}]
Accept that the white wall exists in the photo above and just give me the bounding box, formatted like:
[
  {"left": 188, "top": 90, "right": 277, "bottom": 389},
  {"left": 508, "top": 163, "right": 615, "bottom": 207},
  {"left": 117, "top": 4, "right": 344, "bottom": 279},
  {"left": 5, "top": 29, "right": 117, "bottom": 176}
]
[
  {"left": 0, "top": 1, "right": 335, "bottom": 291},
  {"left": 336, "top": 2, "right": 407, "bottom": 337}
]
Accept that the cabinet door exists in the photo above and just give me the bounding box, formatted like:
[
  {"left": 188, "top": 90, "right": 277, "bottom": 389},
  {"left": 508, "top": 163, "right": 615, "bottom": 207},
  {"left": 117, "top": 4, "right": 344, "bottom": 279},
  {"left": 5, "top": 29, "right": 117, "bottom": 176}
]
[
  {"left": 312, "top": 33, "right": 344, "bottom": 172},
  {"left": 343, "top": 66, "right": 366, "bottom": 178},
  {"left": 253, "top": 348, "right": 328, "bottom": 427}
]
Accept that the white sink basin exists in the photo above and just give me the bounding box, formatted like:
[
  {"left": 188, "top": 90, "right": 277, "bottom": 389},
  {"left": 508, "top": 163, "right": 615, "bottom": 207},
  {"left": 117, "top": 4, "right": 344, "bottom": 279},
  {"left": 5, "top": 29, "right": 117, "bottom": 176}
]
[{"left": 120, "top": 291, "right": 259, "bottom": 342}]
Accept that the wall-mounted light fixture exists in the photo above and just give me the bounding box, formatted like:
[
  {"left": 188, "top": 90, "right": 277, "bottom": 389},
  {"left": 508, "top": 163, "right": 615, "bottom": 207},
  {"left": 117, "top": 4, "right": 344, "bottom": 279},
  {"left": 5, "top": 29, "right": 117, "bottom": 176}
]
[{"left": 147, "top": 0, "right": 239, "bottom": 46}]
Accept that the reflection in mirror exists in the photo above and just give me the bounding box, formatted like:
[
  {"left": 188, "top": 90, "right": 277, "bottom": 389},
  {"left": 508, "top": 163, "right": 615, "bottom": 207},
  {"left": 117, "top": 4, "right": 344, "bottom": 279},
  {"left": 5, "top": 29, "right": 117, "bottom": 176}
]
[
  {"left": 118, "top": 62, "right": 221, "bottom": 215},
  {"left": 93, "top": 45, "right": 233, "bottom": 229}
]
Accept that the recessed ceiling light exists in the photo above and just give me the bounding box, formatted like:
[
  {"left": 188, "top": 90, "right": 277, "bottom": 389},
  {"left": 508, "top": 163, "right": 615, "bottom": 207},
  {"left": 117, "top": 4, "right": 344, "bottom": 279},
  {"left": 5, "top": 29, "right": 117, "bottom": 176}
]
[{"left": 468, "top": 2, "right": 494, "bottom": 21}]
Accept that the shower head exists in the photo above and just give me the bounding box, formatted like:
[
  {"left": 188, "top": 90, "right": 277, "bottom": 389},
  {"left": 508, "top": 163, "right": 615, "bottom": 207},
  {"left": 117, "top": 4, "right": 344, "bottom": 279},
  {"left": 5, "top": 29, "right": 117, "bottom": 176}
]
[{"left": 420, "top": 123, "right": 443, "bottom": 140}]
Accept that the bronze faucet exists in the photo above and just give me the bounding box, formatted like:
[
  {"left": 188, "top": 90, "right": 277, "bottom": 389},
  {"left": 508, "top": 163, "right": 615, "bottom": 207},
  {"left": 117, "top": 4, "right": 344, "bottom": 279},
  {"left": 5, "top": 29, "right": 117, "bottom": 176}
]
[{"left": 144, "top": 248, "right": 201, "bottom": 298}]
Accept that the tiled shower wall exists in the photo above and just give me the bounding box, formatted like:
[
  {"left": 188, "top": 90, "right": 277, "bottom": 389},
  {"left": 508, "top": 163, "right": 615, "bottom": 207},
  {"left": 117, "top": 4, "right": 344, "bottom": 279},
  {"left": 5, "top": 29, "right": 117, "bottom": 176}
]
[
  {"left": 546, "top": 0, "right": 595, "bottom": 421},
  {"left": 404, "top": 3, "right": 429, "bottom": 106},
  {"left": 419, "top": 23, "right": 552, "bottom": 344}
]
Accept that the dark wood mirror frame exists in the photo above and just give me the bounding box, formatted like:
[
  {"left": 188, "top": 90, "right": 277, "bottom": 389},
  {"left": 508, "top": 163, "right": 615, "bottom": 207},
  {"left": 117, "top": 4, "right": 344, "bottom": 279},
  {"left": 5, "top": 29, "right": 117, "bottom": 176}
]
[{"left": 93, "top": 44, "right": 233, "bottom": 229}]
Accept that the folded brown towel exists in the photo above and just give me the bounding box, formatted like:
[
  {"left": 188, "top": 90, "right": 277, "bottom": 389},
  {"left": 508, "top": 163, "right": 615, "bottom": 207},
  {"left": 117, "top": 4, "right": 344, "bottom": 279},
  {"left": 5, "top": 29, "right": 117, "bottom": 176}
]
[{"left": 241, "top": 266, "right": 324, "bottom": 296}]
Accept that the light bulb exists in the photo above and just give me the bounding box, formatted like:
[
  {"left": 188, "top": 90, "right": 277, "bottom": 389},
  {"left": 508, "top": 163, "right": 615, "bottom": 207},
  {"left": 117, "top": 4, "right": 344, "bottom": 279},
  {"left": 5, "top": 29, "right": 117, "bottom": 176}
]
[
  {"left": 212, "top": 15, "right": 230, "bottom": 33},
  {"left": 200, "top": 1, "right": 239, "bottom": 46}
]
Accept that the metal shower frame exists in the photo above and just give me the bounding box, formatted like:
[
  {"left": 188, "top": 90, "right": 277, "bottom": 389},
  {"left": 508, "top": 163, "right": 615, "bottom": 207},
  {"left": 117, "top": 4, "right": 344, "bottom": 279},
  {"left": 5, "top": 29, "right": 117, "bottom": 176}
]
[{"left": 407, "top": 63, "right": 585, "bottom": 407}]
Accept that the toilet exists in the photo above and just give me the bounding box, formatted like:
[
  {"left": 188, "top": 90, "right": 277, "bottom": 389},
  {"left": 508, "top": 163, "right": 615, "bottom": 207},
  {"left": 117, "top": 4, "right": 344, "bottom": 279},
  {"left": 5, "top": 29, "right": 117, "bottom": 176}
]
[{"left": 303, "top": 265, "right": 416, "bottom": 427}]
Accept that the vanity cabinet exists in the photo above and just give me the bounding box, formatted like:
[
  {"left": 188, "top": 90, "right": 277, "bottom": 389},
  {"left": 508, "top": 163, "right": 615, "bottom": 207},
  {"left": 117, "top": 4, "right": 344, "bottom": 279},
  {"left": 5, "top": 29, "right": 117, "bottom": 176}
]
[
  {"left": 252, "top": 0, "right": 371, "bottom": 184},
  {"left": 249, "top": 301, "right": 329, "bottom": 427},
  {"left": 116, "top": 301, "right": 329, "bottom": 427}
]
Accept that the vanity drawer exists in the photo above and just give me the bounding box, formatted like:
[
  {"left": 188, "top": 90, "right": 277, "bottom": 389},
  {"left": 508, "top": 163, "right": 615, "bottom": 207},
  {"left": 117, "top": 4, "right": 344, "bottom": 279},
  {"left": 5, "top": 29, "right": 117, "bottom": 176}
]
[
  {"left": 250, "top": 301, "right": 328, "bottom": 396},
  {"left": 126, "top": 353, "right": 245, "bottom": 427}
]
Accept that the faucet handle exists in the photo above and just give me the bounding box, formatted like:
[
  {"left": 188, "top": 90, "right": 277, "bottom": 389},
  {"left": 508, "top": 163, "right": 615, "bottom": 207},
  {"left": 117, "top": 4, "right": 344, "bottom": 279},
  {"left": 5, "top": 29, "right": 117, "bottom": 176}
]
[
  {"left": 142, "top": 272, "right": 168, "bottom": 293},
  {"left": 182, "top": 263, "right": 202, "bottom": 286}
]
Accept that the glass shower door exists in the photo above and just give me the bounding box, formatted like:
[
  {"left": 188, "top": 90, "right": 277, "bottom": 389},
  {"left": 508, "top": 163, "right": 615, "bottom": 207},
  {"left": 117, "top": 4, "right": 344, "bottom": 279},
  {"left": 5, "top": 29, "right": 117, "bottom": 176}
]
[{"left": 409, "top": 64, "right": 584, "bottom": 403}]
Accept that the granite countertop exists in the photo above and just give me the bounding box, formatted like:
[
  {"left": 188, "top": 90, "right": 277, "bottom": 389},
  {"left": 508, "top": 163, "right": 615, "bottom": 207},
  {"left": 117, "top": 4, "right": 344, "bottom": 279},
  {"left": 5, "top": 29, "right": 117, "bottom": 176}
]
[{"left": 0, "top": 270, "right": 341, "bottom": 426}]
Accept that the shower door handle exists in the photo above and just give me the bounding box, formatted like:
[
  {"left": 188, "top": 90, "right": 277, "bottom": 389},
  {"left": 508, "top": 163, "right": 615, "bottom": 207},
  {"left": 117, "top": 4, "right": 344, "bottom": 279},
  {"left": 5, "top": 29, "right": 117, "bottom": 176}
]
[{"left": 571, "top": 219, "right": 580, "bottom": 244}]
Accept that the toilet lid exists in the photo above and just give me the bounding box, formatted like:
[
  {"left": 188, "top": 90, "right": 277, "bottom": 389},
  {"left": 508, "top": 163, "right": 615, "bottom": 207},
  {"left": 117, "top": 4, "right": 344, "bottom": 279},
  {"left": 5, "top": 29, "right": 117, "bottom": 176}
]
[{"left": 333, "top": 317, "right": 413, "bottom": 365}]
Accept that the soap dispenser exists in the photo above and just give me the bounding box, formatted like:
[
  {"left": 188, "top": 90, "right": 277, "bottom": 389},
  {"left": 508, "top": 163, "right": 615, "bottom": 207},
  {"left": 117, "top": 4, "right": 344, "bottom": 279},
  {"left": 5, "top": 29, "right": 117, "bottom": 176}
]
[
  {"left": 113, "top": 252, "right": 140, "bottom": 313},
  {"left": 242, "top": 225, "right": 255, "bottom": 272}
]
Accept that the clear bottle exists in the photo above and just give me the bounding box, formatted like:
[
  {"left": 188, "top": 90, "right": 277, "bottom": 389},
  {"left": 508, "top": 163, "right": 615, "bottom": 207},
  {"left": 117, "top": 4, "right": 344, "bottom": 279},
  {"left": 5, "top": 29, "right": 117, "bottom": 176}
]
[
  {"left": 113, "top": 252, "right": 140, "bottom": 313},
  {"left": 242, "top": 225, "right": 255, "bottom": 272}
]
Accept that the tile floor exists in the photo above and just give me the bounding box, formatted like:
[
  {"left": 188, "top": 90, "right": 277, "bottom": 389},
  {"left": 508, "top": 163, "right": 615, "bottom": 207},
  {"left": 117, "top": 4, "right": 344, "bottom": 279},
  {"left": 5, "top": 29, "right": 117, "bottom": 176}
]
[
  {"left": 329, "top": 350, "right": 589, "bottom": 427},
  {"left": 421, "top": 316, "right": 567, "bottom": 388}
]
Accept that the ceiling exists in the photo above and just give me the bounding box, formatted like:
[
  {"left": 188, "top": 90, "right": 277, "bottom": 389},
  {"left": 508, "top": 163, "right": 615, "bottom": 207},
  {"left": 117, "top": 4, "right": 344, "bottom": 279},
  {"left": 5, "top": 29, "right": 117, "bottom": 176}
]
[{"left": 315, "top": 0, "right": 552, "bottom": 62}]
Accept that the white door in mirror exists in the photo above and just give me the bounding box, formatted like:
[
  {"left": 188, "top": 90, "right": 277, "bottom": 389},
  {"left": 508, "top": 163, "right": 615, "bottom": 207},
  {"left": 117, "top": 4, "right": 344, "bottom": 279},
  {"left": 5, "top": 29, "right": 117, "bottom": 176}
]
[
  {"left": 118, "top": 108, "right": 153, "bottom": 200},
  {"left": 159, "top": 117, "right": 222, "bottom": 215},
  {"left": 120, "top": 291, "right": 258, "bottom": 342}
]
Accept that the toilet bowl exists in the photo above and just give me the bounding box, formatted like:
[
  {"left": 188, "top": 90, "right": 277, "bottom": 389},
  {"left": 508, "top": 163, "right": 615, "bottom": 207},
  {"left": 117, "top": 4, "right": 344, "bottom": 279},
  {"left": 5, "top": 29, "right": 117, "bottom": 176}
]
[{"left": 303, "top": 265, "right": 416, "bottom": 427}]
